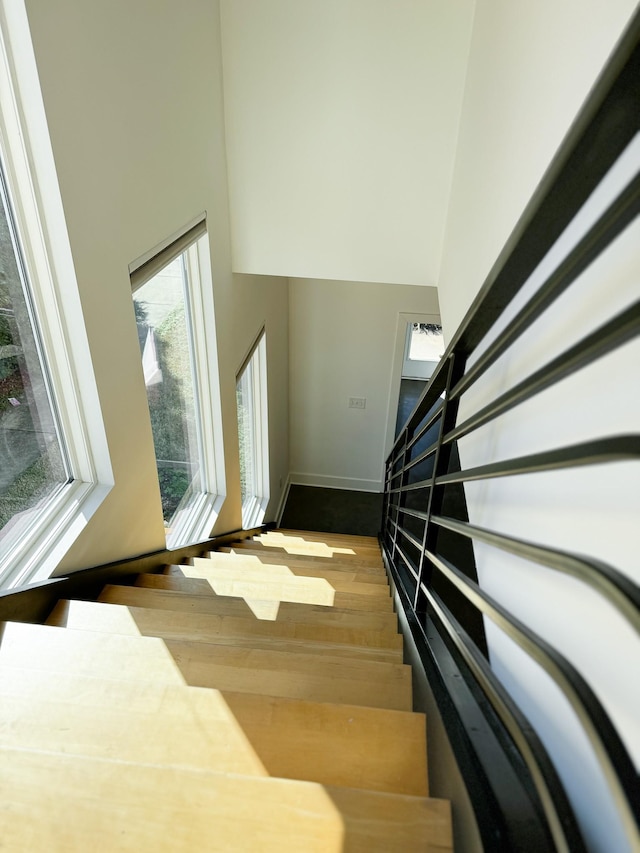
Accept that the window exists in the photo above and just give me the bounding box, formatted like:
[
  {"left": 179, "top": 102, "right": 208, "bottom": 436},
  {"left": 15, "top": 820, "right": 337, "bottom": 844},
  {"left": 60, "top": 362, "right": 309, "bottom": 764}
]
[
  {"left": 402, "top": 321, "right": 444, "bottom": 380},
  {"left": 130, "top": 219, "right": 224, "bottom": 547},
  {"left": 236, "top": 331, "right": 269, "bottom": 528},
  {"left": 0, "top": 3, "right": 111, "bottom": 589},
  {"left": 0, "top": 164, "right": 70, "bottom": 547}
]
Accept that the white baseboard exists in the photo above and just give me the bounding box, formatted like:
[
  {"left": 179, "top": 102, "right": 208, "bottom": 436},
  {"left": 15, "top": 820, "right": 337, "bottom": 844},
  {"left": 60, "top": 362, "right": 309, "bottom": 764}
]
[
  {"left": 289, "top": 472, "right": 383, "bottom": 493},
  {"left": 274, "top": 475, "right": 292, "bottom": 526}
]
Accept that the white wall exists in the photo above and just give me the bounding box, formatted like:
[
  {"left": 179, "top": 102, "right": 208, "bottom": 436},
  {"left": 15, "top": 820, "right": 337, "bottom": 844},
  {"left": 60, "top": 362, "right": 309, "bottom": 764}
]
[
  {"left": 437, "top": 3, "right": 639, "bottom": 850},
  {"left": 220, "top": 0, "right": 474, "bottom": 286},
  {"left": 289, "top": 278, "right": 439, "bottom": 491},
  {"left": 23, "top": 0, "right": 290, "bottom": 572},
  {"left": 438, "top": 0, "right": 639, "bottom": 334}
]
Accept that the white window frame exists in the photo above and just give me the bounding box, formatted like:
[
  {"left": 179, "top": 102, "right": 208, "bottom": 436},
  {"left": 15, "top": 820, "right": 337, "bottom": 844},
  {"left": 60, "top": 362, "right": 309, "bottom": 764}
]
[
  {"left": 129, "top": 219, "right": 226, "bottom": 548},
  {"left": 0, "top": 2, "right": 112, "bottom": 588},
  {"left": 236, "top": 330, "right": 269, "bottom": 529}
]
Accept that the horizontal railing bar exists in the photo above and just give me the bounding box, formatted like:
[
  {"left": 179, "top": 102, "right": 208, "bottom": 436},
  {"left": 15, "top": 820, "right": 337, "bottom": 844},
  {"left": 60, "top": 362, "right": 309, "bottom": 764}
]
[
  {"left": 389, "top": 442, "right": 408, "bottom": 470},
  {"left": 432, "top": 515, "right": 640, "bottom": 632},
  {"left": 395, "top": 544, "right": 420, "bottom": 583},
  {"left": 384, "top": 540, "right": 582, "bottom": 851},
  {"left": 445, "top": 299, "right": 640, "bottom": 445},
  {"left": 388, "top": 478, "right": 433, "bottom": 495},
  {"left": 395, "top": 525, "right": 423, "bottom": 555},
  {"left": 449, "top": 154, "right": 640, "bottom": 403},
  {"left": 397, "top": 439, "right": 439, "bottom": 478},
  {"left": 424, "top": 588, "right": 579, "bottom": 853},
  {"left": 405, "top": 398, "right": 445, "bottom": 454},
  {"left": 389, "top": 503, "right": 430, "bottom": 523},
  {"left": 435, "top": 435, "right": 640, "bottom": 485},
  {"left": 424, "top": 549, "right": 640, "bottom": 844},
  {"left": 393, "top": 367, "right": 450, "bottom": 457}
]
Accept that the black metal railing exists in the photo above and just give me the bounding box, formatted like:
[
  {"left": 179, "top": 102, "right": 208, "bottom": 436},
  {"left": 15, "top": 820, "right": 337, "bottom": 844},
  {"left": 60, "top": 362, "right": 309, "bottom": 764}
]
[{"left": 382, "top": 11, "right": 640, "bottom": 853}]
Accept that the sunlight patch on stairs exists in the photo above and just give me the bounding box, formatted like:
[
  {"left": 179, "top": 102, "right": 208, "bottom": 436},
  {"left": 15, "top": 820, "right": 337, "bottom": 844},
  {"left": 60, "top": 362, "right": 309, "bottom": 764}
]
[
  {"left": 175, "top": 560, "right": 337, "bottom": 612},
  {"left": 253, "top": 535, "right": 356, "bottom": 558},
  {"left": 243, "top": 599, "right": 281, "bottom": 620}
]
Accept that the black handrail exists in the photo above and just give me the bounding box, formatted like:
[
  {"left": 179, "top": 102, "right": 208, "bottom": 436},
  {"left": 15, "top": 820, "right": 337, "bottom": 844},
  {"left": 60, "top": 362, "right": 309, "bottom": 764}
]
[{"left": 382, "top": 8, "right": 640, "bottom": 852}]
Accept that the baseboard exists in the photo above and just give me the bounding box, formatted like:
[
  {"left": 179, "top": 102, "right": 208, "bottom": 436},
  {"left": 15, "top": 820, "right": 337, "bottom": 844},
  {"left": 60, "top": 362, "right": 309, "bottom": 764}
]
[
  {"left": 274, "top": 475, "right": 292, "bottom": 527},
  {"left": 289, "top": 472, "right": 382, "bottom": 493}
]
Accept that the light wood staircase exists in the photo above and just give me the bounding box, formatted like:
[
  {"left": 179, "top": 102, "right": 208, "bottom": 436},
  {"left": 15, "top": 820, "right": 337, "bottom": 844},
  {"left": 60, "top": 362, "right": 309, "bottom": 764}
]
[{"left": 0, "top": 528, "right": 453, "bottom": 851}]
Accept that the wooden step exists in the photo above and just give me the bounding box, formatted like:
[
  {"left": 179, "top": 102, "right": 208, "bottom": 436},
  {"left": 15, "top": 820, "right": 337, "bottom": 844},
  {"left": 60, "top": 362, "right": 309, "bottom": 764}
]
[
  {"left": 222, "top": 691, "right": 428, "bottom": 796},
  {"left": 102, "top": 583, "right": 400, "bottom": 633},
  {"left": 0, "top": 620, "right": 184, "bottom": 685},
  {"left": 0, "top": 667, "right": 265, "bottom": 776},
  {"left": 217, "top": 547, "right": 388, "bottom": 579},
  {"left": 230, "top": 544, "right": 384, "bottom": 570},
  {"left": 0, "top": 748, "right": 452, "bottom": 851},
  {"left": 2, "top": 614, "right": 411, "bottom": 710},
  {"left": 48, "top": 599, "right": 402, "bottom": 663},
  {"left": 263, "top": 529, "right": 383, "bottom": 550},
  {"left": 0, "top": 665, "right": 426, "bottom": 797},
  {"left": 232, "top": 539, "right": 384, "bottom": 567},
  {"left": 156, "top": 638, "right": 413, "bottom": 710},
  {"left": 129, "top": 581, "right": 402, "bottom": 649},
  {"left": 169, "top": 561, "right": 394, "bottom": 612}
]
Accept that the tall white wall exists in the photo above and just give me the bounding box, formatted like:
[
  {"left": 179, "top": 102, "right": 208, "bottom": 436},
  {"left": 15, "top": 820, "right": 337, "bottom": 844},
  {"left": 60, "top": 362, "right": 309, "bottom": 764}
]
[
  {"left": 437, "top": 3, "right": 639, "bottom": 850},
  {"left": 289, "top": 278, "right": 439, "bottom": 491},
  {"left": 23, "top": 0, "right": 290, "bottom": 572},
  {"left": 220, "top": 0, "right": 474, "bottom": 286}
]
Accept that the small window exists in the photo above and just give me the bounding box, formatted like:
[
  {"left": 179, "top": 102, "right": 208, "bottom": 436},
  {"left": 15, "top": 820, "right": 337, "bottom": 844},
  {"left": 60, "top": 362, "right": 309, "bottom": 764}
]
[
  {"left": 236, "top": 331, "right": 269, "bottom": 528},
  {"left": 131, "top": 220, "right": 224, "bottom": 546},
  {"left": 402, "top": 322, "right": 444, "bottom": 380}
]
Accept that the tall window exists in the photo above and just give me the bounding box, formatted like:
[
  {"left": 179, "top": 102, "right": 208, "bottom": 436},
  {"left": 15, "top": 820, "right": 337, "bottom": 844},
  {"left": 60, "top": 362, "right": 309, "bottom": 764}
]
[
  {"left": 0, "top": 0, "right": 111, "bottom": 590},
  {"left": 0, "top": 166, "right": 69, "bottom": 547},
  {"left": 236, "top": 331, "right": 269, "bottom": 528},
  {"left": 131, "top": 221, "right": 224, "bottom": 546}
]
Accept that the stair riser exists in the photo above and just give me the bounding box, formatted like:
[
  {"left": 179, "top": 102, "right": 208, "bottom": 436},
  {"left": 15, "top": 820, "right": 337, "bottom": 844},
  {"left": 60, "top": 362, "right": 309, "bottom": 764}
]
[
  {"left": 0, "top": 749, "right": 452, "bottom": 852},
  {"left": 101, "top": 585, "right": 399, "bottom": 633},
  {"left": 48, "top": 599, "right": 401, "bottom": 664}
]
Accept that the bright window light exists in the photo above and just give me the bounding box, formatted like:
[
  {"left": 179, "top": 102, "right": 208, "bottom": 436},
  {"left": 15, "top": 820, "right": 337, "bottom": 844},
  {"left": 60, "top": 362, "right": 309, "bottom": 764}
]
[
  {"left": 236, "top": 331, "right": 269, "bottom": 528},
  {"left": 0, "top": 167, "right": 70, "bottom": 546},
  {"left": 131, "top": 224, "right": 224, "bottom": 547}
]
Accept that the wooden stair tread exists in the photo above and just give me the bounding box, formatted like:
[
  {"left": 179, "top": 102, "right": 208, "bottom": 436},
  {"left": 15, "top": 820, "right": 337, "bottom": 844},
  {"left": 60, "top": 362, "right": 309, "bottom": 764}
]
[
  {"left": 222, "top": 690, "right": 429, "bottom": 796},
  {"left": 161, "top": 637, "right": 413, "bottom": 710},
  {"left": 0, "top": 748, "right": 452, "bottom": 852},
  {"left": 0, "top": 665, "right": 426, "bottom": 796},
  {"left": 232, "top": 542, "right": 384, "bottom": 568},
  {"left": 102, "top": 583, "right": 400, "bottom": 632},
  {"left": 202, "top": 549, "right": 389, "bottom": 584},
  {"left": 274, "top": 527, "right": 379, "bottom": 547},
  {"left": 48, "top": 600, "right": 402, "bottom": 663},
  {"left": 261, "top": 531, "right": 384, "bottom": 555},
  {"left": 167, "top": 561, "right": 393, "bottom": 612},
  {"left": 0, "top": 669, "right": 265, "bottom": 776},
  {"left": 122, "top": 585, "right": 402, "bottom": 649},
  {"left": 0, "top": 621, "right": 184, "bottom": 685},
  {"left": 216, "top": 548, "right": 388, "bottom": 581}
]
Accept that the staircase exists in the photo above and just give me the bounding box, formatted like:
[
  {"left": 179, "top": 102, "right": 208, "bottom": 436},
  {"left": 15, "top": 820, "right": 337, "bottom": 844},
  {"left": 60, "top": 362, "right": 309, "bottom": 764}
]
[{"left": 0, "top": 528, "right": 453, "bottom": 851}]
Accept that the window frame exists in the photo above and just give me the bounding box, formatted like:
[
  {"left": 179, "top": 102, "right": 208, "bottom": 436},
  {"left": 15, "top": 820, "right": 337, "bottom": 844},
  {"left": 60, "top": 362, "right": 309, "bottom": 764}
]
[
  {"left": 0, "top": 1, "right": 112, "bottom": 588},
  {"left": 236, "top": 329, "right": 269, "bottom": 529},
  {"left": 129, "top": 219, "right": 226, "bottom": 548}
]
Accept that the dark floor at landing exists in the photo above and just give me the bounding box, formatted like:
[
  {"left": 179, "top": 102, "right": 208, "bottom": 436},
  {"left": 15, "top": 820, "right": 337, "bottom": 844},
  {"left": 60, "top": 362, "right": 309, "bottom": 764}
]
[{"left": 280, "top": 485, "right": 383, "bottom": 537}]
